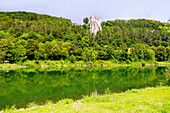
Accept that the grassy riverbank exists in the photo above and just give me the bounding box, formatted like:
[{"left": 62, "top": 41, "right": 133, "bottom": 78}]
[
  {"left": 1, "top": 86, "right": 170, "bottom": 113},
  {"left": 0, "top": 60, "right": 170, "bottom": 68}
]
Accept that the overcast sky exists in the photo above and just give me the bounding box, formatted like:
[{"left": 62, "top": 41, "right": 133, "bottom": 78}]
[{"left": 0, "top": 0, "right": 169, "bottom": 24}]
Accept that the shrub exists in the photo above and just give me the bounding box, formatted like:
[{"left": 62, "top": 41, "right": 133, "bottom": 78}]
[
  {"left": 126, "top": 60, "right": 131, "bottom": 64},
  {"left": 142, "top": 62, "right": 146, "bottom": 66},
  {"left": 104, "top": 88, "right": 111, "bottom": 94},
  {"left": 24, "top": 61, "right": 35, "bottom": 67},
  {"left": 35, "top": 60, "right": 39, "bottom": 64},
  {"left": 44, "top": 60, "right": 47, "bottom": 63},
  {"left": 70, "top": 54, "right": 76, "bottom": 63},
  {"left": 60, "top": 60, "right": 64, "bottom": 65},
  {"left": 27, "top": 102, "right": 37, "bottom": 108},
  {"left": 58, "top": 99, "right": 73, "bottom": 105},
  {"left": 87, "top": 61, "right": 93, "bottom": 65}
]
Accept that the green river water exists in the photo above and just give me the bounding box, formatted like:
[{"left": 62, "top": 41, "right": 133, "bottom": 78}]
[{"left": 0, "top": 66, "right": 169, "bottom": 110}]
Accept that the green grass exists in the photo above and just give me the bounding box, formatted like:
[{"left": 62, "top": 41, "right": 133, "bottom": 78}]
[
  {"left": 2, "top": 86, "right": 170, "bottom": 113},
  {"left": 156, "top": 61, "right": 170, "bottom": 65},
  {"left": 0, "top": 63, "right": 19, "bottom": 67}
]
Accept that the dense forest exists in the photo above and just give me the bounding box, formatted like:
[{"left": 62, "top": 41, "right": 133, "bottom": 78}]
[{"left": 0, "top": 11, "right": 169, "bottom": 63}]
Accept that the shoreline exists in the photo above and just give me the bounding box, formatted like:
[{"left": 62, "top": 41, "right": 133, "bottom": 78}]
[
  {"left": 1, "top": 86, "right": 170, "bottom": 112},
  {"left": 0, "top": 62, "right": 169, "bottom": 69}
]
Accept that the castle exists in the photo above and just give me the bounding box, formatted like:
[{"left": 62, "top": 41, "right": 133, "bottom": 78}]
[{"left": 89, "top": 16, "right": 102, "bottom": 35}]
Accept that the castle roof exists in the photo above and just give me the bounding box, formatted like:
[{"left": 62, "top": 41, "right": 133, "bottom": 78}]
[{"left": 90, "top": 16, "right": 100, "bottom": 20}]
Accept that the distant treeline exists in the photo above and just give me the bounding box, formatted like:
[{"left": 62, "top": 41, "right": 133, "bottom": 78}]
[{"left": 0, "top": 11, "right": 169, "bottom": 63}]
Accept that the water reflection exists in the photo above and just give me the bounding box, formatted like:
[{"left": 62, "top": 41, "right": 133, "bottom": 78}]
[{"left": 0, "top": 66, "right": 169, "bottom": 110}]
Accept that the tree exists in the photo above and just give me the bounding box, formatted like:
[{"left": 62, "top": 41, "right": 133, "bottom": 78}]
[
  {"left": 70, "top": 54, "right": 76, "bottom": 63},
  {"left": 166, "top": 47, "right": 170, "bottom": 61},
  {"left": 155, "top": 46, "right": 167, "bottom": 61},
  {"left": 101, "top": 21, "right": 106, "bottom": 27},
  {"left": 0, "top": 50, "right": 6, "bottom": 63},
  {"left": 38, "top": 43, "right": 46, "bottom": 60},
  {"left": 83, "top": 17, "right": 89, "bottom": 24},
  {"left": 0, "top": 12, "right": 170, "bottom": 63},
  {"left": 104, "top": 45, "right": 115, "bottom": 59},
  {"left": 26, "top": 39, "right": 39, "bottom": 60},
  {"left": 153, "top": 40, "right": 161, "bottom": 47},
  {"left": 50, "top": 44, "right": 61, "bottom": 60},
  {"left": 52, "top": 30, "right": 63, "bottom": 39},
  {"left": 143, "top": 49, "right": 155, "bottom": 61},
  {"left": 60, "top": 48, "right": 69, "bottom": 60},
  {"left": 13, "top": 45, "right": 27, "bottom": 62},
  {"left": 34, "top": 51, "right": 40, "bottom": 61},
  {"left": 62, "top": 42, "right": 76, "bottom": 55},
  {"left": 0, "top": 39, "right": 8, "bottom": 63},
  {"left": 130, "top": 44, "right": 146, "bottom": 60},
  {"left": 119, "top": 50, "right": 129, "bottom": 61},
  {"left": 161, "top": 41, "right": 169, "bottom": 47},
  {"left": 88, "top": 49, "right": 97, "bottom": 61},
  {"left": 120, "top": 44, "right": 127, "bottom": 50},
  {"left": 0, "top": 31, "right": 11, "bottom": 39},
  {"left": 82, "top": 47, "right": 97, "bottom": 62},
  {"left": 96, "top": 46, "right": 108, "bottom": 60}
]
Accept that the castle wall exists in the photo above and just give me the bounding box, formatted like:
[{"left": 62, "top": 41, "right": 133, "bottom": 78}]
[{"left": 89, "top": 16, "right": 102, "bottom": 35}]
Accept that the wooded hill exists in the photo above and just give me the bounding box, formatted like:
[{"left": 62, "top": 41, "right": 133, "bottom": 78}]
[{"left": 0, "top": 11, "right": 169, "bottom": 63}]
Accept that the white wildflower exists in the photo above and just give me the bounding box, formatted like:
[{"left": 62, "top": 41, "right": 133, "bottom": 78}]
[
  {"left": 19, "top": 108, "right": 24, "bottom": 111},
  {"left": 32, "top": 106, "right": 36, "bottom": 109}
]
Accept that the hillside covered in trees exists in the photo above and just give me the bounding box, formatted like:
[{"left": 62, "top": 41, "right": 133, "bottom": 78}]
[{"left": 0, "top": 11, "right": 169, "bottom": 63}]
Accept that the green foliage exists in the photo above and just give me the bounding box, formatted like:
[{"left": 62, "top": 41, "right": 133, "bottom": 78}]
[
  {"left": 0, "top": 11, "right": 169, "bottom": 63},
  {"left": 155, "top": 46, "right": 167, "bottom": 61},
  {"left": 83, "top": 17, "right": 89, "bottom": 24},
  {"left": 2, "top": 86, "right": 170, "bottom": 113},
  {"left": 119, "top": 50, "right": 128, "bottom": 61},
  {"left": 58, "top": 99, "right": 74, "bottom": 105},
  {"left": 26, "top": 39, "right": 38, "bottom": 60},
  {"left": 104, "top": 88, "right": 111, "bottom": 94},
  {"left": 23, "top": 60, "right": 37, "bottom": 67},
  {"left": 27, "top": 102, "right": 37, "bottom": 108},
  {"left": 142, "top": 62, "right": 146, "bottom": 66},
  {"left": 0, "top": 66, "right": 169, "bottom": 110},
  {"left": 13, "top": 45, "right": 27, "bottom": 62},
  {"left": 0, "top": 31, "right": 11, "bottom": 39},
  {"left": 0, "top": 50, "right": 6, "bottom": 63},
  {"left": 70, "top": 54, "right": 76, "bottom": 63}
]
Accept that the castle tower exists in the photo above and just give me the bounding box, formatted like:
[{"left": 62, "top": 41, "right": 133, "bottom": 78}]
[{"left": 89, "top": 16, "right": 102, "bottom": 35}]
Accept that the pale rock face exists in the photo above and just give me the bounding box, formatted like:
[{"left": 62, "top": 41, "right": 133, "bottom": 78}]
[{"left": 89, "top": 16, "right": 102, "bottom": 35}]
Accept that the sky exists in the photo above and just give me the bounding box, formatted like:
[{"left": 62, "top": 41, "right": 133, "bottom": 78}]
[{"left": 0, "top": 0, "right": 169, "bottom": 24}]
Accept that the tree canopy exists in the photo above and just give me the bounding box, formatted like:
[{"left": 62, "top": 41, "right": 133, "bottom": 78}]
[{"left": 0, "top": 11, "right": 169, "bottom": 63}]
